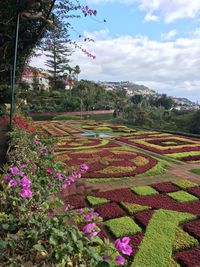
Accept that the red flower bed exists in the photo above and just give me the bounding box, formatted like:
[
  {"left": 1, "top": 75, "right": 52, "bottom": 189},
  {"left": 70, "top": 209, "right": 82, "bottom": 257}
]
[
  {"left": 183, "top": 219, "right": 200, "bottom": 239},
  {"left": 94, "top": 202, "right": 126, "bottom": 220},
  {"left": 188, "top": 187, "right": 200, "bottom": 198},
  {"left": 180, "top": 155, "right": 200, "bottom": 162},
  {"left": 64, "top": 195, "right": 86, "bottom": 209},
  {"left": 130, "top": 233, "right": 144, "bottom": 257},
  {"left": 175, "top": 247, "right": 200, "bottom": 267},
  {"left": 147, "top": 138, "right": 193, "bottom": 147},
  {"left": 151, "top": 182, "right": 179, "bottom": 193},
  {"left": 14, "top": 116, "right": 35, "bottom": 133}
]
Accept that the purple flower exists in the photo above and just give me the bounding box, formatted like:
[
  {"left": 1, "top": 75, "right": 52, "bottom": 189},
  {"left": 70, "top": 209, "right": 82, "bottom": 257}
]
[
  {"left": 19, "top": 171, "right": 25, "bottom": 177},
  {"left": 83, "top": 222, "right": 99, "bottom": 239},
  {"left": 115, "top": 256, "right": 125, "bottom": 266},
  {"left": 80, "top": 163, "right": 89, "bottom": 172},
  {"left": 3, "top": 174, "right": 11, "bottom": 183},
  {"left": 115, "top": 237, "right": 133, "bottom": 256},
  {"left": 67, "top": 176, "right": 74, "bottom": 185},
  {"left": 20, "top": 164, "right": 26, "bottom": 169},
  {"left": 55, "top": 173, "right": 63, "bottom": 180},
  {"left": 47, "top": 181, "right": 52, "bottom": 187},
  {"left": 84, "top": 211, "right": 99, "bottom": 222},
  {"left": 46, "top": 167, "right": 53, "bottom": 174},
  {"left": 62, "top": 182, "right": 68, "bottom": 189},
  {"left": 9, "top": 166, "right": 19, "bottom": 175},
  {"left": 41, "top": 148, "right": 48, "bottom": 156},
  {"left": 47, "top": 209, "right": 54, "bottom": 217},
  {"left": 77, "top": 208, "right": 84, "bottom": 215},
  {"left": 20, "top": 177, "right": 31, "bottom": 188},
  {"left": 103, "top": 256, "right": 111, "bottom": 262},
  {"left": 73, "top": 171, "right": 82, "bottom": 179},
  {"left": 20, "top": 188, "right": 32, "bottom": 198},
  {"left": 9, "top": 179, "right": 18, "bottom": 187}
]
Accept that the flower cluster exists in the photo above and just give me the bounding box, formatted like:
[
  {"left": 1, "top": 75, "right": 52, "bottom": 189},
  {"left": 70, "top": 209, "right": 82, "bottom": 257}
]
[
  {"left": 13, "top": 115, "right": 35, "bottom": 133},
  {"left": 3, "top": 165, "right": 32, "bottom": 199},
  {"left": 115, "top": 237, "right": 133, "bottom": 265},
  {"left": 82, "top": 5, "right": 97, "bottom": 17},
  {"left": 82, "top": 210, "right": 101, "bottom": 239}
]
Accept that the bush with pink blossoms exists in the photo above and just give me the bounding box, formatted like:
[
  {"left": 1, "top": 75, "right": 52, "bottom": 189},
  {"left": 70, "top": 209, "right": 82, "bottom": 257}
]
[{"left": 0, "top": 125, "right": 132, "bottom": 266}]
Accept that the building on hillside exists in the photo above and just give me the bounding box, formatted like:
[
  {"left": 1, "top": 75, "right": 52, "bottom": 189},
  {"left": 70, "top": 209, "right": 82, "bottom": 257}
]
[{"left": 22, "top": 71, "right": 50, "bottom": 91}]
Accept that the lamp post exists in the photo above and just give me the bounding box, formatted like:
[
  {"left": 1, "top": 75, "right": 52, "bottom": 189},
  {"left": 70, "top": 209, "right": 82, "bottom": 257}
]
[{"left": 10, "top": 0, "right": 21, "bottom": 130}]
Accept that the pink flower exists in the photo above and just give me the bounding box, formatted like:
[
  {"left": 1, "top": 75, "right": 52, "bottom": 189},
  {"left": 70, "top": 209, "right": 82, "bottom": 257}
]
[
  {"left": 19, "top": 171, "right": 25, "bottom": 177},
  {"left": 55, "top": 173, "right": 63, "bottom": 180},
  {"left": 9, "top": 166, "right": 19, "bottom": 175},
  {"left": 20, "top": 177, "right": 31, "bottom": 187},
  {"left": 73, "top": 171, "right": 82, "bottom": 179},
  {"left": 65, "top": 204, "right": 71, "bottom": 211},
  {"left": 46, "top": 167, "right": 53, "bottom": 174},
  {"left": 32, "top": 165, "right": 37, "bottom": 173},
  {"left": 20, "top": 188, "right": 32, "bottom": 198},
  {"left": 84, "top": 211, "right": 99, "bottom": 222},
  {"left": 67, "top": 176, "right": 74, "bottom": 185},
  {"left": 9, "top": 179, "right": 18, "bottom": 187},
  {"left": 20, "top": 164, "right": 26, "bottom": 169},
  {"left": 62, "top": 182, "right": 68, "bottom": 189},
  {"left": 83, "top": 222, "right": 99, "bottom": 239},
  {"left": 47, "top": 181, "right": 52, "bottom": 187},
  {"left": 47, "top": 209, "right": 54, "bottom": 217},
  {"left": 115, "top": 256, "right": 125, "bottom": 266},
  {"left": 3, "top": 174, "right": 11, "bottom": 183},
  {"left": 77, "top": 208, "right": 84, "bottom": 215},
  {"left": 115, "top": 237, "right": 133, "bottom": 256},
  {"left": 80, "top": 163, "right": 89, "bottom": 172}
]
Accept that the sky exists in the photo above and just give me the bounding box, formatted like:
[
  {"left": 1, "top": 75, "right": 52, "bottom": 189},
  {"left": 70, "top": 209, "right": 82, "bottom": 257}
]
[{"left": 31, "top": 0, "right": 200, "bottom": 102}]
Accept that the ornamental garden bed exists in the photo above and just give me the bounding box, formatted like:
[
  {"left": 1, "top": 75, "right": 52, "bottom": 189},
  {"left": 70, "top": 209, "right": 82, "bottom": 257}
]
[
  {"left": 55, "top": 148, "right": 158, "bottom": 180},
  {"left": 116, "top": 133, "right": 200, "bottom": 162},
  {"left": 66, "top": 180, "right": 200, "bottom": 267}
]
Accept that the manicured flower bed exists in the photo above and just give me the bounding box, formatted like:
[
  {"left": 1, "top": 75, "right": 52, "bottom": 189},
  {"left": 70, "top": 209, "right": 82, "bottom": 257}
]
[
  {"left": 66, "top": 180, "right": 200, "bottom": 266},
  {"left": 55, "top": 148, "right": 158, "bottom": 179},
  {"left": 116, "top": 134, "right": 200, "bottom": 162}
]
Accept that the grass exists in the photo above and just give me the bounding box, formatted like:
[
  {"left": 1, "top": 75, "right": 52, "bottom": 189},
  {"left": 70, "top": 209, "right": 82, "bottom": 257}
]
[
  {"left": 131, "top": 209, "right": 196, "bottom": 267},
  {"left": 173, "top": 180, "right": 198, "bottom": 189},
  {"left": 168, "top": 191, "right": 198, "bottom": 202},
  {"left": 131, "top": 186, "right": 158, "bottom": 196},
  {"left": 105, "top": 216, "right": 142, "bottom": 238},
  {"left": 86, "top": 196, "right": 110, "bottom": 206},
  {"left": 191, "top": 169, "right": 200, "bottom": 176},
  {"left": 53, "top": 115, "right": 82, "bottom": 120},
  {"left": 121, "top": 202, "right": 151, "bottom": 214}
]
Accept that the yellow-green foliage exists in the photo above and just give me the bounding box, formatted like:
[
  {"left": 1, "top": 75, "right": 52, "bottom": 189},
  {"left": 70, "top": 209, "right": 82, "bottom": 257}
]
[
  {"left": 121, "top": 202, "right": 151, "bottom": 214},
  {"left": 168, "top": 191, "right": 198, "bottom": 202},
  {"left": 87, "top": 196, "right": 110, "bottom": 206},
  {"left": 174, "top": 227, "right": 199, "bottom": 252},
  {"left": 131, "top": 186, "right": 158, "bottom": 196},
  {"left": 173, "top": 180, "right": 198, "bottom": 189},
  {"left": 105, "top": 216, "right": 142, "bottom": 238}
]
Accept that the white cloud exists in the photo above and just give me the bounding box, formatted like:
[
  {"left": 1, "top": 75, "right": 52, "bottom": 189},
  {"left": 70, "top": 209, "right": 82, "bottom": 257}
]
[
  {"left": 161, "top": 30, "right": 177, "bottom": 40},
  {"left": 88, "top": 0, "right": 200, "bottom": 23},
  {"left": 68, "top": 29, "right": 200, "bottom": 101},
  {"left": 31, "top": 28, "right": 200, "bottom": 101}
]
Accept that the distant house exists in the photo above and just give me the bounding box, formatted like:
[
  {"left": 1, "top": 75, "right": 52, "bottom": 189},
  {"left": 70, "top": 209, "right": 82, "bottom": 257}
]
[{"left": 22, "top": 70, "right": 50, "bottom": 91}]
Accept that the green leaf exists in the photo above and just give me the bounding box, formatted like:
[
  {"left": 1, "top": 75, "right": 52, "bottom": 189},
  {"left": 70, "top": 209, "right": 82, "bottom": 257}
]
[
  {"left": 33, "top": 244, "right": 46, "bottom": 252},
  {"left": 97, "top": 262, "right": 110, "bottom": 267},
  {"left": 2, "top": 224, "right": 9, "bottom": 230},
  {"left": 49, "top": 235, "right": 57, "bottom": 246}
]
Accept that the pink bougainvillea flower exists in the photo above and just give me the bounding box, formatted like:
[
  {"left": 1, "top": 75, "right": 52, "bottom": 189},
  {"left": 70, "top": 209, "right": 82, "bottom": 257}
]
[
  {"left": 9, "top": 166, "right": 19, "bottom": 175},
  {"left": 83, "top": 222, "right": 99, "bottom": 239},
  {"left": 103, "top": 255, "right": 111, "bottom": 262},
  {"left": 3, "top": 174, "right": 11, "bottom": 183},
  {"left": 77, "top": 208, "right": 84, "bottom": 215},
  {"left": 67, "top": 176, "right": 74, "bottom": 185},
  {"left": 47, "top": 209, "right": 54, "bottom": 217},
  {"left": 115, "top": 256, "right": 125, "bottom": 266},
  {"left": 47, "top": 181, "right": 52, "bottom": 187},
  {"left": 84, "top": 211, "right": 99, "bottom": 222},
  {"left": 20, "top": 177, "right": 31, "bottom": 188},
  {"left": 9, "top": 179, "right": 18, "bottom": 187},
  {"left": 65, "top": 204, "right": 71, "bottom": 212},
  {"left": 20, "top": 188, "right": 32, "bottom": 198},
  {"left": 20, "top": 164, "right": 26, "bottom": 169},
  {"left": 55, "top": 173, "right": 63, "bottom": 180},
  {"left": 73, "top": 171, "right": 82, "bottom": 179},
  {"left": 46, "top": 167, "right": 53, "bottom": 174},
  {"left": 115, "top": 237, "right": 133, "bottom": 256},
  {"left": 80, "top": 163, "right": 89, "bottom": 172},
  {"left": 19, "top": 171, "right": 25, "bottom": 177},
  {"left": 62, "top": 182, "right": 68, "bottom": 189}
]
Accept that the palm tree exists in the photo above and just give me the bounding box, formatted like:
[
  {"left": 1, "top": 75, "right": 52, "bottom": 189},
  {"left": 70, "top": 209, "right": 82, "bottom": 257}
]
[{"left": 73, "top": 65, "right": 81, "bottom": 81}]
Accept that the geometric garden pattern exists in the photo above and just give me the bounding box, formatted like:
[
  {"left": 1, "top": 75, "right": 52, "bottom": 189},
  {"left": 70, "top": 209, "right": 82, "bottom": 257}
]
[{"left": 66, "top": 180, "right": 200, "bottom": 267}]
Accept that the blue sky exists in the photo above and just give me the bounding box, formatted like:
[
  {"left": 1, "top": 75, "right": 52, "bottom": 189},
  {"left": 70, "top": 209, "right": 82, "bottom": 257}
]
[{"left": 32, "top": 0, "right": 200, "bottom": 102}]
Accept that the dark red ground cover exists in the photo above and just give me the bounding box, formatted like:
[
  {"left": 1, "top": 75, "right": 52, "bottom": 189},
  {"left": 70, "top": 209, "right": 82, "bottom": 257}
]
[
  {"left": 151, "top": 182, "right": 179, "bottom": 193},
  {"left": 95, "top": 202, "right": 126, "bottom": 220},
  {"left": 129, "top": 233, "right": 144, "bottom": 257},
  {"left": 183, "top": 219, "right": 200, "bottom": 239},
  {"left": 147, "top": 138, "right": 193, "bottom": 147},
  {"left": 64, "top": 195, "right": 86, "bottom": 209},
  {"left": 180, "top": 155, "right": 200, "bottom": 162},
  {"left": 134, "top": 210, "right": 154, "bottom": 227},
  {"left": 188, "top": 187, "right": 200, "bottom": 198},
  {"left": 175, "top": 247, "right": 200, "bottom": 267}
]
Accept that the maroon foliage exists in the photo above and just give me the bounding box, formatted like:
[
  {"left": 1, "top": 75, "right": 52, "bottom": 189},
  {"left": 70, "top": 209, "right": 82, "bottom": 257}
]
[
  {"left": 188, "top": 187, "right": 200, "bottom": 198},
  {"left": 95, "top": 202, "right": 126, "bottom": 220},
  {"left": 151, "top": 182, "right": 179, "bottom": 193},
  {"left": 175, "top": 247, "right": 200, "bottom": 267},
  {"left": 129, "top": 233, "right": 144, "bottom": 257},
  {"left": 134, "top": 210, "right": 154, "bottom": 227},
  {"left": 183, "top": 219, "right": 200, "bottom": 239},
  {"left": 64, "top": 195, "right": 86, "bottom": 209}
]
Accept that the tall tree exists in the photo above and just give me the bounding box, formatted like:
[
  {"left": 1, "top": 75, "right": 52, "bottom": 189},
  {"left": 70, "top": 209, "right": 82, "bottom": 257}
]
[{"left": 45, "top": 16, "right": 71, "bottom": 90}]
